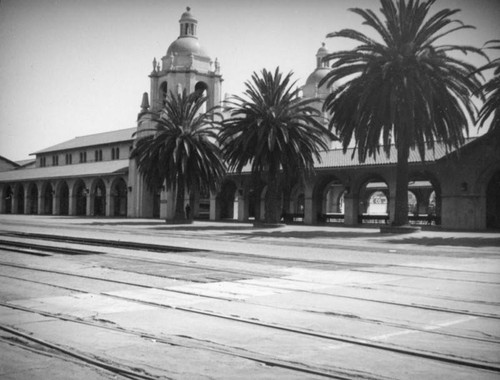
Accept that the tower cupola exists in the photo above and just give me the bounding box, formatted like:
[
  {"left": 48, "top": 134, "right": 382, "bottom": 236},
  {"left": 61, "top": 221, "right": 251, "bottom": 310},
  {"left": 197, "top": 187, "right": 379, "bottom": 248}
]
[
  {"left": 316, "top": 42, "right": 330, "bottom": 68},
  {"left": 179, "top": 7, "right": 197, "bottom": 37}
]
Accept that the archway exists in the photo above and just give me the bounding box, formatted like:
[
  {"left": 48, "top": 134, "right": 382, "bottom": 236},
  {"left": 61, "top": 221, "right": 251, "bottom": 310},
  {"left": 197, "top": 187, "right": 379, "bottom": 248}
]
[
  {"left": 320, "top": 178, "right": 346, "bottom": 223},
  {"left": 42, "top": 183, "right": 53, "bottom": 214},
  {"left": 111, "top": 178, "right": 127, "bottom": 217},
  {"left": 3, "top": 185, "right": 13, "bottom": 214},
  {"left": 28, "top": 184, "right": 38, "bottom": 214},
  {"left": 194, "top": 81, "right": 208, "bottom": 113},
  {"left": 486, "top": 170, "right": 500, "bottom": 229},
  {"left": 58, "top": 182, "right": 69, "bottom": 215},
  {"left": 92, "top": 179, "right": 106, "bottom": 216},
  {"left": 367, "top": 190, "right": 388, "bottom": 215},
  {"left": 219, "top": 180, "right": 238, "bottom": 219},
  {"left": 359, "top": 178, "right": 389, "bottom": 224},
  {"left": 408, "top": 173, "right": 441, "bottom": 225},
  {"left": 74, "top": 180, "right": 87, "bottom": 216},
  {"left": 160, "top": 81, "right": 168, "bottom": 106},
  {"left": 16, "top": 184, "right": 25, "bottom": 214}
]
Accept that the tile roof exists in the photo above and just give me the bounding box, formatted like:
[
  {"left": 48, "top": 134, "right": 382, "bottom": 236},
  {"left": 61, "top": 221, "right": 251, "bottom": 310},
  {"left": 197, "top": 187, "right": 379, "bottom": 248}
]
[
  {"left": 236, "top": 138, "right": 476, "bottom": 173},
  {"left": 32, "top": 127, "right": 136, "bottom": 155},
  {"left": 0, "top": 160, "right": 129, "bottom": 182},
  {"left": 316, "top": 142, "right": 450, "bottom": 169}
]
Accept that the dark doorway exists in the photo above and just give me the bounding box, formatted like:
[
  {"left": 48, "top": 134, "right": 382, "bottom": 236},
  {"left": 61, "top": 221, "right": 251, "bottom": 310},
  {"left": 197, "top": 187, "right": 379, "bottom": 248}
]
[{"left": 486, "top": 171, "right": 500, "bottom": 229}]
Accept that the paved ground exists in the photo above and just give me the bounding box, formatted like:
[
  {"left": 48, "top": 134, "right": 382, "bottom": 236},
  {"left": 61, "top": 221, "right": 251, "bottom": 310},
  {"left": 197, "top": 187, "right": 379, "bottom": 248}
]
[{"left": 0, "top": 215, "right": 499, "bottom": 379}]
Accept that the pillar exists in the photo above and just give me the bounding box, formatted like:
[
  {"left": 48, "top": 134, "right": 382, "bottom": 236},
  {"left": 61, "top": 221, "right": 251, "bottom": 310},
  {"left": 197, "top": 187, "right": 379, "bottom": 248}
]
[
  {"left": 209, "top": 191, "right": 221, "bottom": 221},
  {"left": 237, "top": 188, "right": 249, "bottom": 222},
  {"left": 343, "top": 192, "right": 359, "bottom": 225},
  {"left": 303, "top": 183, "right": 316, "bottom": 225}
]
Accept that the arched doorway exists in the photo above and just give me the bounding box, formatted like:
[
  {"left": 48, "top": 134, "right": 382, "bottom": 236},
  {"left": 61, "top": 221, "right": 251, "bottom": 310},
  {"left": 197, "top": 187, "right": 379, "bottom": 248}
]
[
  {"left": 3, "top": 186, "right": 13, "bottom": 214},
  {"left": 111, "top": 178, "right": 127, "bottom": 217},
  {"left": 42, "top": 183, "right": 53, "bottom": 214},
  {"left": 219, "top": 180, "right": 237, "bottom": 219},
  {"left": 160, "top": 81, "right": 168, "bottom": 108},
  {"left": 408, "top": 174, "right": 441, "bottom": 225},
  {"left": 59, "top": 182, "right": 69, "bottom": 215},
  {"left": 486, "top": 170, "right": 500, "bottom": 229},
  {"left": 93, "top": 179, "right": 106, "bottom": 216},
  {"left": 320, "top": 178, "right": 346, "bottom": 223},
  {"left": 194, "top": 81, "right": 208, "bottom": 113},
  {"left": 28, "top": 184, "right": 38, "bottom": 214},
  {"left": 16, "top": 185, "right": 25, "bottom": 214},
  {"left": 359, "top": 178, "right": 389, "bottom": 224},
  {"left": 74, "top": 181, "right": 87, "bottom": 216}
]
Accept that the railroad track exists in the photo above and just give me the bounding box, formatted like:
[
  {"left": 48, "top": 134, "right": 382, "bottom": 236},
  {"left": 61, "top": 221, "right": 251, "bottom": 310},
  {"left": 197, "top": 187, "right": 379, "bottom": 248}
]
[{"left": 0, "top": 232, "right": 499, "bottom": 378}]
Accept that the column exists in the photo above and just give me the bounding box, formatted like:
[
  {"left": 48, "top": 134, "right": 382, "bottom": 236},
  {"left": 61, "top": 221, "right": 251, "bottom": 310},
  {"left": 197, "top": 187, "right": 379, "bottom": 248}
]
[
  {"left": 303, "top": 183, "right": 316, "bottom": 225},
  {"left": 343, "top": 192, "right": 359, "bottom": 226},
  {"left": 209, "top": 191, "right": 221, "bottom": 221}
]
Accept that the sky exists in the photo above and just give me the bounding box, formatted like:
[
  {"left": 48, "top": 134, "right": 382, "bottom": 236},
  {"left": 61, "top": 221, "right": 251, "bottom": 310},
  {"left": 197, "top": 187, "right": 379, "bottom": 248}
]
[{"left": 0, "top": 0, "right": 499, "bottom": 161}]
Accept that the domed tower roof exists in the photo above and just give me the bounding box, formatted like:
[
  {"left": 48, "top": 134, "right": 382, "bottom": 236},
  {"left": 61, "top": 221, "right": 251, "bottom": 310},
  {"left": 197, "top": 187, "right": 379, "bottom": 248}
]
[
  {"left": 315, "top": 42, "right": 330, "bottom": 68},
  {"left": 303, "top": 43, "right": 332, "bottom": 98},
  {"left": 166, "top": 7, "right": 210, "bottom": 59}
]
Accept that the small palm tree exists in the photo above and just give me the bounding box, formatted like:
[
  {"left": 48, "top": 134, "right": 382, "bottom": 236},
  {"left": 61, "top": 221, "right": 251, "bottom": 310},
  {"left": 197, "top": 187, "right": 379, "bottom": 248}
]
[
  {"left": 476, "top": 40, "right": 500, "bottom": 133},
  {"left": 320, "top": 0, "right": 484, "bottom": 226},
  {"left": 220, "top": 68, "right": 333, "bottom": 224},
  {"left": 132, "top": 90, "right": 226, "bottom": 222}
]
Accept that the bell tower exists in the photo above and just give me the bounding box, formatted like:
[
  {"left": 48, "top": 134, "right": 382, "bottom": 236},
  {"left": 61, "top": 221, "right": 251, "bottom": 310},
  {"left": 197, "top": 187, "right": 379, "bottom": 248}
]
[
  {"left": 129, "top": 7, "right": 223, "bottom": 218},
  {"left": 149, "top": 7, "right": 222, "bottom": 114}
]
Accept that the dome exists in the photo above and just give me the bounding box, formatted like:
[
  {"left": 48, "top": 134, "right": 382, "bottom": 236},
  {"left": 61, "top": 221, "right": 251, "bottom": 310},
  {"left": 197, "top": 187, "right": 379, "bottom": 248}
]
[
  {"left": 317, "top": 43, "right": 330, "bottom": 56},
  {"left": 180, "top": 6, "right": 197, "bottom": 23},
  {"left": 305, "top": 67, "right": 331, "bottom": 88},
  {"left": 166, "top": 37, "right": 209, "bottom": 58}
]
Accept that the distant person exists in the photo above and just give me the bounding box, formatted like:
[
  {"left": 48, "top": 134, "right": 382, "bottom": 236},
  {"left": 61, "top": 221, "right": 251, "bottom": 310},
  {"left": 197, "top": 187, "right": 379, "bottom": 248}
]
[{"left": 185, "top": 204, "right": 191, "bottom": 220}]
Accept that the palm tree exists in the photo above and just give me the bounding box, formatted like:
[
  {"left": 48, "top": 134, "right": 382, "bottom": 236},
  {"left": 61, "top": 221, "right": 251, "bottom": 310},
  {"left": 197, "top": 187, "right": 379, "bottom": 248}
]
[
  {"left": 220, "top": 68, "right": 333, "bottom": 225},
  {"left": 132, "top": 89, "right": 226, "bottom": 222},
  {"left": 476, "top": 40, "right": 500, "bottom": 133},
  {"left": 320, "top": 0, "right": 484, "bottom": 226}
]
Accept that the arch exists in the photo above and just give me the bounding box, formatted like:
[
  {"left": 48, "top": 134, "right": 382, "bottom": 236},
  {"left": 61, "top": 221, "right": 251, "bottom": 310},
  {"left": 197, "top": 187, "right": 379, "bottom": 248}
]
[
  {"left": 194, "top": 81, "right": 208, "bottom": 95},
  {"left": 15, "top": 184, "right": 25, "bottom": 214},
  {"left": 194, "top": 81, "right": 209, "bottom": 112},
  {"left": 91, "top": 179, "right": 106, "bottom": 216},
  {"left": 367, "top": 190, "right": 388, "bottom": 215},
  {"left": 3, "top": 185, "right": 13, "bottom": 214},
  {"left": 111, "top": 177, "right": 127, "bottom": 217},
  {"left": 219, "top": 180, "right": 238, "bottom": 219},
  {"left": 42, "top": 182, "right": 54, "bottom": 215},
  {"left": 486, "top": 170, "right": 500, "bottom": 229},
  {"left": 27, "top": 183, "right": 39, "bottom": 214},
  {"left": 74, "top": 180, "right": 87, "bottom": 216},
  {"left": 408, "top": 190, "right": 418, "bottom": 215},
  {"left": 358, "top": 175, "right": 389, "bottom": 224},
  {"left": 321, "top": 178, "right": 345, "bottom": 214},
  {"left": 159, "top": 81, "right": 168, "bottom": 107},
  {"left": 57, "top": 181, "right": 69, "bottom": 215},
  {"left": 309, "top": 175, "right": 347, "bottom": 224},
  {"left": 408, "top": 170, "right": 442, "bottom": 225},
  {"left": 288, "top": 183, "right": 305, "bottom": 212}
]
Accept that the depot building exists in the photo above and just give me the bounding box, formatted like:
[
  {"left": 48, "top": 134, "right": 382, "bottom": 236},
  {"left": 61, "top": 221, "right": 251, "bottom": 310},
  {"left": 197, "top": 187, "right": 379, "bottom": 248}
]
[{"left": 1, "top": 8, "right": 499, "bottom": 230}]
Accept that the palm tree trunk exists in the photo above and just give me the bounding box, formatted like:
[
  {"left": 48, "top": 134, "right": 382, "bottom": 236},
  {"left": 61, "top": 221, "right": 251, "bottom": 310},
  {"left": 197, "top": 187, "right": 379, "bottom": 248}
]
[
  {"left": 393, "top": 143, "right": 410, "bottom": 226},
  {"left": 264, "top": 168, "right": 281, "bottom": 224},
  {"left": 174, "top": 180, "right": 186, "bottom": 221}
]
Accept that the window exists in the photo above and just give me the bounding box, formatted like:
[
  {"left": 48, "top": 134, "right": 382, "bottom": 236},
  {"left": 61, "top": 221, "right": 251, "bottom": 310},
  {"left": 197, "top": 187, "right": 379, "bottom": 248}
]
[
  {"left": 80, "top": 151, "right": 87, "bottom": 163},
  {"left": 52, "top": 155, "right": 59, "bottom": 166},
  {"left": 95, "top": 149, "right": 103, "bottom": 162},
  {"left": 112, "top": 147, "right": 120, "bottom": 160},
  {"left": 65, "top": 153, "right": 72, "bottom": 165},
  {"left": 40, "top": 156, "right": 46, "bottom": 167}
]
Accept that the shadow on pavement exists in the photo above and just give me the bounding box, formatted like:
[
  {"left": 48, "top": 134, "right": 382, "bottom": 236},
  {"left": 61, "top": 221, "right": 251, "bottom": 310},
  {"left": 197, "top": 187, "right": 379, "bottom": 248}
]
[
  {"left": 151, "top": 225, "right": 257, "bottom": 231},
  {"left": 231, "top": 230, "right": 379, "bottom": 239},
  {"left": 388, "top": 237, "right": 500, "bottom": 248}
]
